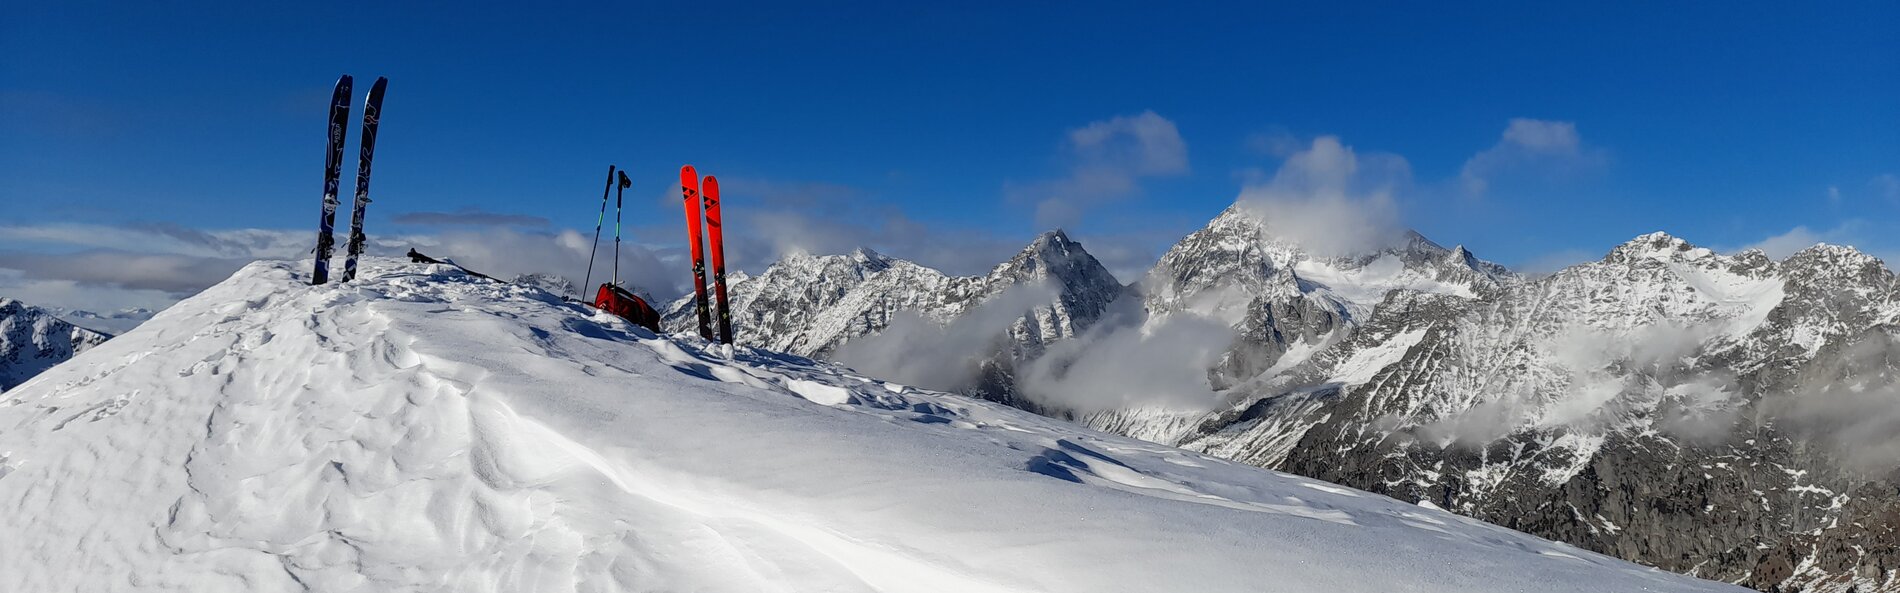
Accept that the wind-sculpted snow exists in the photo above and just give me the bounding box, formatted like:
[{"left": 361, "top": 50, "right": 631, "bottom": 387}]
[{"left": 0, "top": 258, "right": 1742, "bottom": 592}]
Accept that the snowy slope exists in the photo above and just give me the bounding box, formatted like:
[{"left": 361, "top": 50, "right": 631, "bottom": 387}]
[
  {"left": 0, "top": 258, "right": 1741, "bottom": 593},
  {"left": 0, "top": 298, "right": 111, "bottom": 391}
]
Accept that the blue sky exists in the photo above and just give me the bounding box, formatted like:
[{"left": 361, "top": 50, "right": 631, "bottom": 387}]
[{"left": 3, "top": 1, "right": 1896, "bottom": 310}]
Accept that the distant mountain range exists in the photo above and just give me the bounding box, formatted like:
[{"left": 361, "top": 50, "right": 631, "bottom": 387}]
[
  {"left": 679, "top": 202, "right": 1900, "bottom": 593},
  {"left": 42, "top": 306, "right": 156, "bottom": 335},
  {"left": 0, "top": 298, "right": 111, "bottom": 392}
]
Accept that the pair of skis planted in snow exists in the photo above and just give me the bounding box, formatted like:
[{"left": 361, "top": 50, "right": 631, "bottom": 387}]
[
  {"left": 311, "top": 74, "right": 388, "bottom": 285},
  {"left": 680, "top": 166, "right": 732, "bottom": 345}
]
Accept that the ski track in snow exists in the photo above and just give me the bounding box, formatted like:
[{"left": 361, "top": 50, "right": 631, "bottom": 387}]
[{"left": 0, "top": 259, "right": 1744, "bottom": 592}]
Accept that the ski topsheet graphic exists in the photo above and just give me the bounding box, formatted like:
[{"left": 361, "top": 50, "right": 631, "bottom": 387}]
[
  {"left": 311, "top": 75, "right": 353, "bottom": 285},
  {"left": 680, "top": 165, "right": 713, "bottom": 341},
  {"left": 703, "top": 175, "right": 732, "bottom": 344},
  {"left": 343, "top": 76, "right": 388, "bottom": 282}
]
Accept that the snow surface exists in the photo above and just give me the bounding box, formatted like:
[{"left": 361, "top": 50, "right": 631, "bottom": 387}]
[
  {"left": 0, "top": 259, "right": 1743, "bottom": 592},
  {"left": 1293, "top": 255, "right": 1478, "bottom": 305},
  {"left": 1331, "top": 328, "right": 1429, "bottom": 386}
]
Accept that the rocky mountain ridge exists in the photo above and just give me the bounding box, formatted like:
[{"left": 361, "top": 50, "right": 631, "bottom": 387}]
[
  {"left": 1, "top": 298, "right": 112, "bottom": 392},
  {"left": 709, "top": 203, "right": 1900, "bottom": 592},
  {"left": 664, "top": 230, "right": 1126, "bottom": 407}
]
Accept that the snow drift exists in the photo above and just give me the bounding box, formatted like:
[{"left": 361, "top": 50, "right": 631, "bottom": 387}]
[{"left": 0, "top": 259, "right": 1743, "bottom": 592}]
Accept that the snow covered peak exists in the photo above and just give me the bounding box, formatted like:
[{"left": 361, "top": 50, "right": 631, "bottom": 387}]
[
  {"left": 1030, "top": 227, "right": 1074, "bottom": 246},
  {"left": 1012, "top": 229, "right": 1079, "bottom": 262},
  {"left": 1606, "top": 231, "right": 1708, "bottom": 264},
  {"left": 0, "top": 258, "right": 1745, "bottom": 592},
  {"left": 1782, "top": 242, "right": 1888, "bottom": 276},
  {"left": 0, "top": 297, "right": 110, "bottom": 391},
  {"left": 1142, "top": 203, "right": 1506, "bottom": 323},
  {"left": 846, "top": 245, "right": 892, "bottom": 265},
  {"left": 665, "top": 232, "right": 1123, "bottom": 368},
  {"left": 988, "top": 228, "right": 1119, "bottom": 287}
]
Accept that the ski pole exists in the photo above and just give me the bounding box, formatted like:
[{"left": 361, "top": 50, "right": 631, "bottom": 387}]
[
  {"left": 614, "top": 170, "right": 631, "bottom": 285},
  {"left": 582, "top": 165, "right": 615, "bottom": 296}
]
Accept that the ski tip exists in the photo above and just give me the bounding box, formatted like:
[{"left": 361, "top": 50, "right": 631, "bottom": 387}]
[
  {"left": 704, "top": 175, "right": 718, "bottom": 193},
  {"left": 680, "top": 164, "right": 696, "bottom": 177}
]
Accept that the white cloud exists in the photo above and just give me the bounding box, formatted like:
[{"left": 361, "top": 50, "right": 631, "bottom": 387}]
[
  {"left": 833, "top": 282, "right": 1060, "bottom": 393},
  {"left": 392, "top": 208, "right": 550, "bottom": 227},
  {"left": 1459, "top": 118, "right": 1601, "bottom": 196},
  {"left": 1018, "top": 306, "right": 1234, "bottom": 413},
  {"left": 0, "top": 272, "right": 177, "bottom": 313},
  {"left": 1067, "top": 111, "right": 1189, "bottom": 176},
  {"left": 1874, "top": 173, "right": 1900, "bottom": 203},
  {"left": 1013, "top": 111, "right": 1189, "bottom": 229},
  {"left": 1513, "top": 248, "right": 1601, "bottom": 277},
  {"left": 0, "top": 223, "right": 310, "bottom": 260},
  {"left": 1736, "top": 221, "right": 1868, "bottom": 260},
  {"left": 732, "top": 196, "right": 1022, "bottom": 278},
  {"left": 0, "top": 220, "right": 685, "bottom": 314},
  {"left": 1764, "top": 332, "right": 1900, "bottom": 472},
  {"left": 409, "top": 227, "right": 684, "bottom": 301},
  {"left": 1235, "top": 135, "right": 1412, "bottom": 257},
  {"left": 1420, "top": 320, "right": 1744, "bottom": 445},
  {"left": 1243, "top": 128, "right": 1302, "bottom": 158},
  {"left": 1499, "top": 118, "right": 1581, "bottom": 152},
  {"left": 1745, "top": 226, "right": 1824, "bottom": 260}
]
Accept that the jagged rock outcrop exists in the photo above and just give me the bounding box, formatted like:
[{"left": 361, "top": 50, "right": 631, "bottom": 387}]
[
  {"left": 664, "top": 230, "right": 1126, "bottom": 406},
  {"left": 1103, "top": 221, "right": 1900, "bottom": 592},
  {"left": 687, "top": 201, "right": 1900, "bottom": 591},
  {"left": 1, "top": 298, "right": 111, "bottom": 391}
]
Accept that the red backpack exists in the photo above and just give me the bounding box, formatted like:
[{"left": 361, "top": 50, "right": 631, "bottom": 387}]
[{"left": 594, "top": 284, "right": 661, "bottom": 332}]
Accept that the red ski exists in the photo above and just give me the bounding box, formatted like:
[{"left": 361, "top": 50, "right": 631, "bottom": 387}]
[
  {"left": 703, "top": 175, "right": 733, "bottom": 344},
  {"left": 680, "top": 165, "right": 713, "bottom": 341}
]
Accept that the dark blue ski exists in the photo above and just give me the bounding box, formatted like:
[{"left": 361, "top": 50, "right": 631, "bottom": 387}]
[
  {"left": 343, "top": 77, "right": 387, "bottom": 282},
  {"left": 312, "top": 75, "right": 353, "bottom": 285}
]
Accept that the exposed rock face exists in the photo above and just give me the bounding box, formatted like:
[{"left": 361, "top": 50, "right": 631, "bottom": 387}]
[
  {"left": 663, "top": 230, "right": 1127, "bottom": 406},
  {"left": 1, "top": 298, "right": 111, "bottom": 391},
  {"left": 1102, "top": 221, "right": 1900, "bottom": 593},
  {"left": 688, "top": 202, "right": 1900, "bottom": 591}
]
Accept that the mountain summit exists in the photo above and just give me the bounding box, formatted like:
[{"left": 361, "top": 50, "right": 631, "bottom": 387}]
[
  {"left": 0, "top": 258, "right": 1740, "bottom": 592},
  {"left": 0, "top": 298, "right": 110, "bottom": 392},
  {"left": 665, "top": 231, "right": 1126, "bottom": 405},
  {"left": 709, "top": 204, "right": 1900, "bottom": 591}
]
